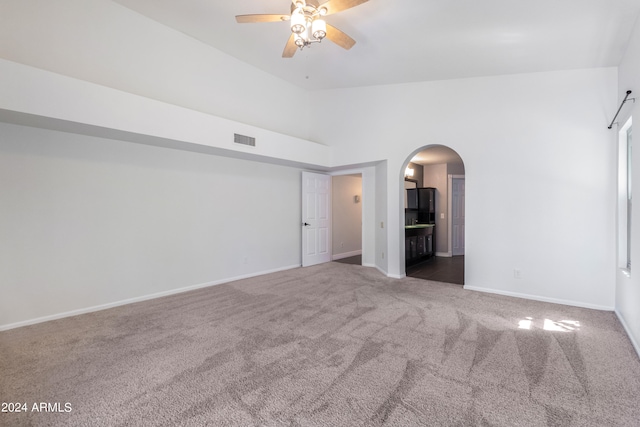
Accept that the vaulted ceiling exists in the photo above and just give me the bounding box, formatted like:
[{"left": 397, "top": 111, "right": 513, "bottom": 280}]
[{"left": 113, "top": 0, "right": 640, "bottom": 90}]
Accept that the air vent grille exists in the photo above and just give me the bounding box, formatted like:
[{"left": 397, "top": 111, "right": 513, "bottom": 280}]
[{"left": 234, "top": 133, "right": 256, "bottom": 147}]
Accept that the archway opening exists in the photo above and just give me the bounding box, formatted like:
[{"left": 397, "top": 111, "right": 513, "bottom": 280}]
[{"left": 401, "top": 145, "right": 465, "bottom": 284}]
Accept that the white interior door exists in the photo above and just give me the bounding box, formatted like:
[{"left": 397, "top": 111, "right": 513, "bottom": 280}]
[
  {"left": 451, "top": 177, "right": 465, "bottom": 256},
  {"left": 302, "top": 171, "right": 331, "bottom": 267}
]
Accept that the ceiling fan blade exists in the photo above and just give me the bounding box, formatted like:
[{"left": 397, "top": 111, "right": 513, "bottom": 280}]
[
  {"left": 318, "top": 0, "right": 368, "bottom": 15},
  {"left": 236, "top": 14, "right": 290, "bottom": 23},
  {"left": 282, "top": 33, "right": 298, "bottom": 58},
  {"left": 325, "top": 24, "right": 356, "bottom": 50}
]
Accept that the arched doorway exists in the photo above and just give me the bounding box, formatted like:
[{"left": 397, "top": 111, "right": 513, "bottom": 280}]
[{"left": 401, "top": 145, "right": 465, "bottom": 284}]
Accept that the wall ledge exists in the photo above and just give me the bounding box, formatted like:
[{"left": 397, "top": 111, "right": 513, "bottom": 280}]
[{"left": 0, "top": 58, "right": 331, "bottom": 170}]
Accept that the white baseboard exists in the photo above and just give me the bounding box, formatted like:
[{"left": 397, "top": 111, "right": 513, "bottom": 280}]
[
  {"left": 436, "top": 252, "right": 452, "bottom": 257},
  {"left": 386, "top": 270, "right": 406, "bottom": 279},
  {"left": 463, "top": 286, "right": 615, "bottom": 312},
  {"left": 332, "top": 250, "right": 362, "bottom": 260},
  {"left": 615, "top": 309, "right": 640, "bottom": 359},
  {"left": 0, "top": 264, "right": 300, "bottom": 332},
  {"left": 373, "top": 264, "right": 390, "bottom": 277}
]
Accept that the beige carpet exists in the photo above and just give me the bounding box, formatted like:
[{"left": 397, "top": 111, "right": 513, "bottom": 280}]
[{"left": 1, "top": 262, "right": 639, "bottom": 426}]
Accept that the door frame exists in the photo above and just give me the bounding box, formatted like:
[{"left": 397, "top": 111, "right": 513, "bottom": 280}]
[
  {"left": 300, "top": 167, "right": 372, "bottom": 268},
  {"left": 447, "top": 174, "right": 465, "bottom": 257}
]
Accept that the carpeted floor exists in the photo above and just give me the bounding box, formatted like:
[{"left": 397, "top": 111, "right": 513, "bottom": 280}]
[{"left": 1, "top": 263, "right": 639, "bottom": 426}]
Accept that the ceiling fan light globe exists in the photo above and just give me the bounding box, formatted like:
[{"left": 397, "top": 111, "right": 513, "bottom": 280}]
[
  {"left": 290, "top": 8, "right": 306, "bottom": 34},
  {"left": 312, "top": 19, "right": 326, "bottom": 40},
  {"left": 294, "top": 34, "right": 305, "bottom": 47}
]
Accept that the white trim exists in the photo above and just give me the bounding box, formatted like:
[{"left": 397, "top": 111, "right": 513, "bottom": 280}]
[
  {"left": 387, "top": 272, "right": 406, "bottom": 279},
  {"left": 332, "top": 250, "right": 362, "bottom": 260},
  {"left": 0, "top": 264, "right": 300, "bottom": 331},
  {"left": 374, "top": 264, "right": 387, "bottom": 276},
  {"left": 447, "top": 174, "right": 453, "bottom": 255},
  {"left": 615, "top": 309, "right": 640, "bottom": 358},
  {"left": 436, "top": 252, "right": 452, "bottom": 257},
  {"left": 373, "top": 264, "right": 392, "bottom": 277},
  {"left": 448, "top": 174, "right": 465, "bottom": 257},
  {"left": 617, "top": 117, "right": 633, "bottom": 270},
  {"left": 463, "top": 286, "right": 614, "bottom": 311},
  {"left": 620, "top": 268, "right": 632, "bottom": 278}
]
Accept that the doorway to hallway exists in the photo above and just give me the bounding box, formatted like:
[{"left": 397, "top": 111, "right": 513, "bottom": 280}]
[{"left": 331, "top": 173, "right": 363, "bottom": 264}]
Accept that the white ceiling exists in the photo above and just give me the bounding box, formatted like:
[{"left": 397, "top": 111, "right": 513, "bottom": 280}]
[{"left": 113, "top": 0, "right": 640, "bottom": 91}]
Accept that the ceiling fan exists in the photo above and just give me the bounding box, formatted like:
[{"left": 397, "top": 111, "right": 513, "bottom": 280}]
[{"left": 235, "top": 0, "right": 368, "bottom": 58}]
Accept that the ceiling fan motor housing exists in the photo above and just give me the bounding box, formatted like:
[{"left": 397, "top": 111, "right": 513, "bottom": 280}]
[{"left": 291, "top": 0, "right": 326, "bottom": 17}]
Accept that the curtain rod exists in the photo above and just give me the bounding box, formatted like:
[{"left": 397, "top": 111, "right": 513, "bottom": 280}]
[{"left": 608, "top": 90, "right": 634, "bottom": 129}]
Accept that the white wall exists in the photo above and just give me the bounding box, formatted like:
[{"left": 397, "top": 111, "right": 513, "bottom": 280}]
[
  {"left": 313, "top": 68, "right": 618, "bottom": 309},
  {"left": 0, "top": 122, "right": 303, "bottom": 328},
  {"left": 332, "top": 175, "right": 362, "bottom": 259},
  {"left": 616, "top": 15, "right": 640, "bottom": 354},
  {"left": 0, "top": 0, "right": 311, "bottom": 140},
  {"left": 375, "top": 162, "right": 388, "bottom": 274}
]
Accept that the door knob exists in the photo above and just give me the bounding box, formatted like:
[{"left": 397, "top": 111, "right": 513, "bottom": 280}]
[{"left": 303, "top": 222, "right": 311, "bottom": 226}]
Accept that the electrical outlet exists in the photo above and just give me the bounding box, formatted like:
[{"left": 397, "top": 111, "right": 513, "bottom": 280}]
[
  {"left": 340, "top": 242, "right": 344, "bottom": 248},
  {"left": 381, "top": 252, "right": 385, "bottom": 259},
  {"left": 244, "top": 257, "right": 248, "bottom": 264},
  {"left": 440, "top": 213, "right": 445, "bottom": 219},
  {"left": 514, "top": 269, "right": 521, "bottom": 279},
  {"left": 380, "top": 221, "right": 384, "bottom": 228}
]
